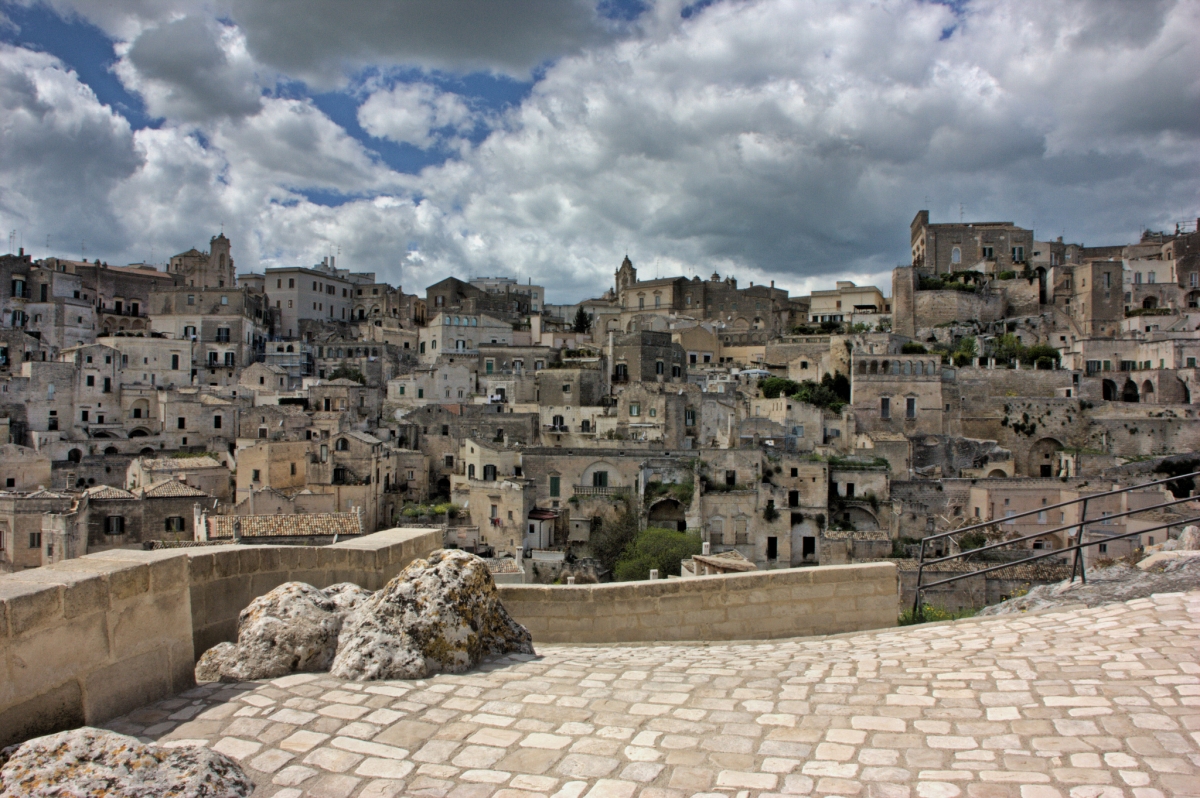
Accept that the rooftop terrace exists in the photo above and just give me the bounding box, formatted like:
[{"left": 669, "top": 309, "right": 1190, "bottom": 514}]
[{"left": 102, "top": 590, "right": 1199, "bottom": 798}]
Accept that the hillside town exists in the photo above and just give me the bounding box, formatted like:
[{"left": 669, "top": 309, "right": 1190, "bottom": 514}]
[{"left": 1, "top": 211, "right": 1198, "bottom": 609}]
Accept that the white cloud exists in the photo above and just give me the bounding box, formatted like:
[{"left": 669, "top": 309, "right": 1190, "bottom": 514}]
[
  {"left": 116, "top": 16, "right": 265, "bottom": 123},
  {"left": 357, "top": 82, "right": 476, "bottom": 149},
  {"left": 2, "top": 0, "right": 1198, "bottom": 307}
]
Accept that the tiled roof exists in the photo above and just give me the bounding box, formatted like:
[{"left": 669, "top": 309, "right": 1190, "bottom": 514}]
[
  {"left": 208, "top": 512, "right": 362, "bottom": 539},
  {"left": 486, "top": 558, "right": 521, "bottom": 574},
  {"left": 141, "top": 479, "right": 209, "bottom": 498},
  {"left": 823, "top": 528, "right": 891, "bottom": 541},
  {"left": 142, "top": 456, "right": 223, "bottom": 471},
  {"left": 84, "top": 485, "right": 136, "bottom": 500},
  {"left": 692, "top": 550, "right": 757, "bottom": 572}
]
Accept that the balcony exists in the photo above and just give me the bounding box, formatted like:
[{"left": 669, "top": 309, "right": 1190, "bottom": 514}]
[
  {"left": 611, "top": 373, "right": 629, "bottom": 384},
  {"left": 573, "top": 485, "right": 631, "bottom": 498}
]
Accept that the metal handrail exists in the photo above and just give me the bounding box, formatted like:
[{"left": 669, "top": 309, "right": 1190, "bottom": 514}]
[
  {"left": 916, "top": 514, "right": 1200, "bottom": 592},
  {"left": 920, "top": 470, "right": 1200, "bottom": 543},
  {"left": 918, "top": 491, "right": 1199, "bottom": 568},
  {"left": 913, "top": 470, "right": 1200, "bottom": 620}
]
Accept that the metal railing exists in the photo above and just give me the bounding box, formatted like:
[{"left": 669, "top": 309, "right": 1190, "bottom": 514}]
[
  {"left": 573, "top": 485, "right": 631, "bottom": 498},
  {"left": 912, "top": 470, "right": 1200, "bottom": 620}
]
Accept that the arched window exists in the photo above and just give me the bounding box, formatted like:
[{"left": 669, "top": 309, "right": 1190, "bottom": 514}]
[
  {"left": 335, "top": 438, "right": 349, "bottom": 451},
  {"left": 951, "top": 247, "right": 961, "bottom": 264}
]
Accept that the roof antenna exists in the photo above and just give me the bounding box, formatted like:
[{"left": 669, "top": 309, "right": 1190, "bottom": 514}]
[{"left": 959, "top": 203, "right": 964, "bottom": 223}]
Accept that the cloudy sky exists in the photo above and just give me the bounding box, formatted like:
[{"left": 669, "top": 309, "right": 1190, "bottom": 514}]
[{"left": 0, "top": 0, "right": 1197, "bottom": 303}]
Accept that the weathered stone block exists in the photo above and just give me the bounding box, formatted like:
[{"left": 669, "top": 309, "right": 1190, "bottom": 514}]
[
  {"left": 2, "top": 581, "right": 63, "bottom": 637},
  {"left": 83, "top": 647, "right": 173, "bottom": 723},
  {"left": 0, "top": 678, "right": 83, "bottom": 749}
]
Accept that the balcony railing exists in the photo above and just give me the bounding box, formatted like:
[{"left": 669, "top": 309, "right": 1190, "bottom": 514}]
[{"left": 573, "top": 485, "right": 631, "bottom": 497}]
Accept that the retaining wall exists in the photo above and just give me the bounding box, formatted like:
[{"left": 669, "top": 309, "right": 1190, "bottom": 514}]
[
  {"left": 0, "top": 527, "right": 440, "bottom": 748},
  {"left": 498, "top": 562, "right": 898, "bottom": 644}
]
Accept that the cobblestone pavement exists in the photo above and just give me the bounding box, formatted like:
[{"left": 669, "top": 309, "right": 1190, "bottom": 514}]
[{"left": 105, "top": 591, "right": 1200, "bottom": 798}]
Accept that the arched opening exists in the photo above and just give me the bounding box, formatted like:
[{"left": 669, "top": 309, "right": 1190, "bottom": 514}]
[
  {"left": 1182, "top": 380, "right": 1192, "bottom": 404},
  {"left": 1188, "top": 290, "right": 1200, "bottom": 309},
  {"left": 987, "top": 469, "right": 1008, "bottom": 478},
  {"left": 838, "top": 506, "right": 879, "bottom": 531},
  {"left": 435, "top": 476, "right": 451, "bottom": 500},
  {"left": 335, "top": 438, "right": 349, "bottom": 451},
  {"left": 1102, "top": 379, "right": 1118, "bottom": 401},
  {"left": 1122, "top": 379, "right": 1140, "bottom": 403},
  {"left": 1143, "top": 296, "right": 1158, "bottom": 310},
  {"left": 128, "top": 428, "right": 150, "bottom": 438},
  {"left": 104, "top": 446, "right": 119, "bottom": 455},
  {"left": 67, "top": 449, "right": 83, "bottom": 463},
  {"left": 1142, "top": 380, "right": 1155, "bottom": 403},
  {"left": 140, "top": 447, "right": 155, "bottom": 456},
  {"left": 1027, "top": 437, "right": 1064, "bottom": 478},
  {"left": 647, "top": 497, "right": 687, "bottom": 532},
  {"left": 93, "top": 432, "right": 114, "bottom": 439},
  {"left": 1034, "top": 267, "right": 1047, "bottom": 304}
]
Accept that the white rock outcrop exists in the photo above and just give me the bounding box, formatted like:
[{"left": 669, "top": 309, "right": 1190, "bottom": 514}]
[
  {"left": 196, "top": 581, "right": 371, "bottom": 682},
  {"left": 0, "top": 727, "right": 252, "bottom": 797},
  {"left": 330, "top": 549, "right": 534, "bottom": 680}
]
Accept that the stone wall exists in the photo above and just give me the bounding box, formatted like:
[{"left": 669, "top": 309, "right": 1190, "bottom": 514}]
[
  {"left": 0, "top": 527, "right": 440, "bottom": 749},
  {"left": 497, "top": 562, "right": 898, "bottom": 644}
]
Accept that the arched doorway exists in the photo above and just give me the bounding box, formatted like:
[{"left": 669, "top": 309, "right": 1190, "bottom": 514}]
[
  {"left": 128, "top": 428, "right": 150, "bottom": 438},
  {"left": 1034, "top": 266, "right": 1047, "bottom": 304},
  {"left": 1102, "top": 379, "right": 1118, "bottom": 401},
  {"left": 435, "top": 476, "right": 450, "bottom": 500},
  {"left": 1142, "top": 380, "right": 1155, "bottom": 403},
  {"left": 1122, "top": 379, "right": 1140, "bottom": 403},
  {"left": 139, "top": 447, "right": 155, "bottom": 456},
  {"left": 987, "top": 469, "right": 1008, "bottom": 478},
  {"left": 1142, "top": 296, "right": 1158, "bottom": 309},
  {"left": 67, "top": 449, "right": 82, "bottom": 463},
  {"left": 1028, "top": 438, "right": 1064, "bottom": 478},
  {"left": 647, "top": 498, "right": 686, "bottom": 532},
  {"left": 104, "top": 446, "right": 119, "bottom": 455}
]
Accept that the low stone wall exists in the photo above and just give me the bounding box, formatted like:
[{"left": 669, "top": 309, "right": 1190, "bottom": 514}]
[
  {"left": 188, "top": 528, "right": 440, "bottom": 657},
  {"left": 0, "top": 527, "right": 440, "bottom": 748},
  {"left": 498, "top": 562, "right": 898, "bottom": 644}
]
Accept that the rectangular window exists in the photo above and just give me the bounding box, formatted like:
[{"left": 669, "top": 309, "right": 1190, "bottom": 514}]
[
  {"left": 187, "top": 295, "right": 195, "bottom": 305},
  {"left": 592, "top": 471, "right": 608, "bottom": 488},
  {"left": 685, "top": 408, "right": 695, "bottom": 427},
  {"left": 444, "top": 455, "right": 454, "bottom": 467},
  {"left": 86, "top": 375, "right": 94, "bottom": 387},
  {"left": 252, "top": 469, "right": 261, "bottom": 482},
  {"left": 103, "top": 377, "right": 111, "bottom": 393},
  {"left": 213, "top": 415, "right": 222, "bottom": 429},
  {"left": 549, "top": 476, "right": 560, "bottom": 497},
  {"left": 177, "top": 417, "right": 186, "bottom": 429},
  {"left": 104, "top": 516, "right": 125, "bottom": 535},
  {"left": 906, "top": 397, "right": 916, "bottom": 418},
  {"left": 880, "top": 397, "right": 890, "bottom": 419},
  {"left": 629, "top": 403, "right": 640, "bottom": 416},
  {"left": 29, "top": 532, "right": 41, "bottom": 549},
  {"left": 165, "top": 517, "right": 185, "bottom": 533}
]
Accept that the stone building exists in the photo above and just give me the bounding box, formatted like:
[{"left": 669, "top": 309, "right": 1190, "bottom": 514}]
[{"left": 910, "top": 210, "right": 1034, "bottom": 274}]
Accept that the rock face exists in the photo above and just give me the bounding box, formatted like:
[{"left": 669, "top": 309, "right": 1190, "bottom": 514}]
[
  {"left": 330, "top": 549, "right": 534, "bottom": 680},
  {"left": 196, "top": 581, "right": 371, "bottom": 682},
  {"left": 0, "top": 727, "right": 252, "bottom": 797},
  {"left": 1180, "top": 525, "right": 1200, "bottom": 550}
]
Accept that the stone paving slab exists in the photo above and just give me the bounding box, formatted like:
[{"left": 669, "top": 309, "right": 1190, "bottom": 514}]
[{"left": 104, "top": 591, "right": 1200, "bottom": 798}]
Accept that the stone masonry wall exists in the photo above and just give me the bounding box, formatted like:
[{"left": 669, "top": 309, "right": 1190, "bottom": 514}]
[
  {"left": 0, "top": 527, "right": 440, "bottom": 749},
  {"left": 498, "top": 562, "right": 898, "bottom": 644}
]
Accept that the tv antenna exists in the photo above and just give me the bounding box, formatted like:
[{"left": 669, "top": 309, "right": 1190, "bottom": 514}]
[{"left": 959, "top": 204, "right": 964, "bottom": 223}]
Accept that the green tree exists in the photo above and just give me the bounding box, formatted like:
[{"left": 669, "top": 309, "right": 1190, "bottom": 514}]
[
  {"left": 590, "top": 497, "right": 639, "bottom": 574},
  {"left": 952, "top": 335, "right": 977, "bottom": 367},
  {"left": 572, "top": 306, "right": 592, "bottom": 333},
  {"left": 612, "top": 527, "right": 703, "bottom": 581},
  {"left": 900, "top": 342, "right": 928, "bottom": 354},
  {"left": 759, "top": 377, "right": 800, "bottom": 398},
  {"left": 328, "top": 364, "right": 366, "bottom": 384}
]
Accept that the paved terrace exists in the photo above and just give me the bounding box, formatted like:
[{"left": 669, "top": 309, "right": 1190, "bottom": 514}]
[{"left": 105, "top": 592, "right": 1200, "bottom": 798}]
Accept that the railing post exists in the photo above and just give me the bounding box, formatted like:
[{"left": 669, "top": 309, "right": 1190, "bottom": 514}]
[
  {"left": 1070, "top": 497, "right": 1089, "bottom": 584},
  {"left": 913, "top": 535, "right": 926, "bottom": 622}
]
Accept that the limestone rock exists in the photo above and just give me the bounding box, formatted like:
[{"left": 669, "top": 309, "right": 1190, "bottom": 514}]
[
  {"left": 197, "top": 581, "right": 367, "bottom": 682},
  {"left": 0, "top": 727, "right": 252, "bottom": 797},
  {"left": 330, "top": 549, "right": 534, "bottom": 681},
  {"left": 1179, "top": 525, "right": 1200, "bottom": 550}
]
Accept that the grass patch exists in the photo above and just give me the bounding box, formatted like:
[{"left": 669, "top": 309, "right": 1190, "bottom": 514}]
[{"left": 899, "top": 604, "right": 978, "bottom": 625}]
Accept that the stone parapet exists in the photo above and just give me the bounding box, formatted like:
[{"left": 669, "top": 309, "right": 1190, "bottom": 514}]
[
  {"left": 498, "top": 562, "right": 898, "bottom": 644},
  {"left": 0, "top": 527, "right": 440, "bottom": 748}
]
